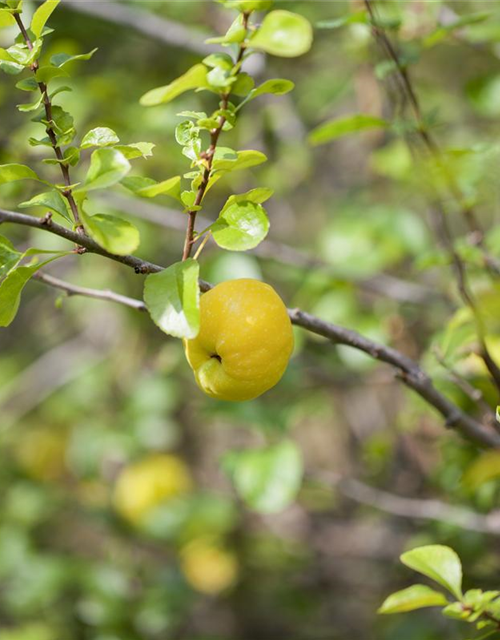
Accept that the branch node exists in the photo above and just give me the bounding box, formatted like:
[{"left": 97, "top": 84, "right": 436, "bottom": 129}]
[{"left": 41, "top": 212, "right": 53, "bottom": 226}]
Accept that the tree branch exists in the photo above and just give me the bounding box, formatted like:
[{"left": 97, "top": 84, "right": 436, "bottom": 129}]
[
  {"left": 8, "top": 214, "right": 496, "bottom": 448},
  {"left": 315, "top": 471, "right": 500, "bottom": 535},
  {"left": 33, "top": 271, "right": 147, "bottom": 311},
  {"left": 181, "top": 13, "right": 250, "bottom": 262},
  {"left": 14, "top": 12, "right": 82, "bottom": 230},
  {"left": 364, "top": 0, "right": 500, "bottom": 399}
]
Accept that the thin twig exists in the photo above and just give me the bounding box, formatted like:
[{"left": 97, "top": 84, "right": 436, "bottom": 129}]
[
  {"left": 364, "top": 0, "right": 500, "bottom": 398},
  {"left": 33, "top": 272, "right": 147, "bottom": 311},
  {"left": 315, "top": 471, "right": 500, "bottom": 535},
  {"left": 13, "top": 12, "right": 82, "bottom": 230},
  {"left": 181, "top": 12, "right": 250, "bottom": 261}
]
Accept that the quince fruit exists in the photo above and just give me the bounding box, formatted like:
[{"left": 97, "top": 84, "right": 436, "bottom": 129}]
[{"left": 184, "top": 279, "right": 293, "bottom": 401}]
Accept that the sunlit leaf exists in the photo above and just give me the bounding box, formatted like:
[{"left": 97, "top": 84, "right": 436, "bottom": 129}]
[
  {"left": 31, "top": 0, "right": 60, "bottom": 38},
  {"left": 0, "top": 163, "right": 39, "bottom": 184},
  {"left": 401, "top": 546, "right": 463, "bottom": 600},
  {"left": 80, "top": 148, "right": 131, "bottom": 192},
  {"left": 81, "top": 127, "right": 120, "bottom": 149},
  {"left": 144, "top": 259, "right": 200, "bottom": 339},
  {"left": 140, "top": 64, "right": 209, "bottom": 107},
  {"left": 80, "top": 210, "right": 140, "bottom": 255},
  {"left": 19, "top": 190, "right": 71, "bottom": 223},
  {"left": 378, "top": 585, "right": 448, "bottom": 614}
]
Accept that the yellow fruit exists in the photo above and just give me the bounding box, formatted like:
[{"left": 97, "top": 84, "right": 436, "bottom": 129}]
[
  {"left": 180, "top": 538, "right": 239, "bottom": 595},
  {"left": 113, "top": 454, "right": 192, "bottom": 525},
  {"left": 15, "top": 427, "right": 67, "bottom": 482},
  {"left": 184, "top": 279, "right": 294, "bottom": 401}
]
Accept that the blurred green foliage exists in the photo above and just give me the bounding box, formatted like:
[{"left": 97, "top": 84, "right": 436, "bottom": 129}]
[{"left": 2, "top": 1, "right": 500, "bottom": 639}]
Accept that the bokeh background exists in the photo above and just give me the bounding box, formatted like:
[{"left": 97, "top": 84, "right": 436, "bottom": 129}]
[{"left": 1, "top": 1, "right": 500, "bottom": 638}]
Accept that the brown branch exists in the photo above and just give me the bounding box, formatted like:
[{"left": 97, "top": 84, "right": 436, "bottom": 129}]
[
  {"left": 13, "top": 12, "right": 82, "bottom": 229},
  {"left": 289, "top": 308, "right": 500, "bottom": 448},
  {"left": 315, "top": 471, "right": 500, "bottom": 535},
  {"left": 363, "top": 0, "right": 485, "bottom": 241},
  {"left": 33, "top": 271, "right": 147, "bottom": 311},
  {"left": 364, "top": 0, "right": 500, "bottom": 398},
  {"left": 181, "top": 12, "right": 250, "bottom": 261}
]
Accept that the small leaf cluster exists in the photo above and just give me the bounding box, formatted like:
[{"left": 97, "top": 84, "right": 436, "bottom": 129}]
[
  {"left": 137, "top": 1, "right": 313, "bottom": 340},
  {"left": 0, "top": 0, "right": 157, "bottom": 325},
  {"left": 380, "top": 545, "right": 500, "bottom": 639}
]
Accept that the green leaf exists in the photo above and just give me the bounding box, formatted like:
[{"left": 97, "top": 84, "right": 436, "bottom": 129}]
[
  {"left": 219, "top": 0, "right": 273, "bottom": 10},
  {"left": 0, "top": 234, "right": 22, "bottom": 279},
  {"left": 462, "top": 451, "right": 500, "bottom": 491},
  {"left": 206, "top": 14, "right": 247, "bottom": 46},
  {"left": 223, "top": 440, "right": 303, "bottom": 514},
  {"left": 81, "top": 127, "right": 120, "bottom": 149},
  {"left": 19, "top": 190, "right": 71, "bottom": 223},
  {"left": 239, "top": 78, "right": 294, "bottom": 109},
  {"left": 16, "top": 76, "right": 38, "bottom": 91},
  {"left": 423, "top": 12, "right": 491, "bottom": 48},
  {"left": 80, "top": 148, "right": 131, "bottom": 192},
  {"left": 80, "top": 210, "right": 140, "bottom": 255},
  {"left": 309, "top": 114, "right": 388, "bottom": 146},
  {"left": 17, "top": 93, "right": 44, "bottom": 113},
  {"left": 231, "top": 73, "right": 255, "bottom": 97},
  {"left": 31, "top": 0, "right": 60, "bottom": 38},
  {"left": 0, "top": 10, "right": 16, "bottom": 28},
  {"left": 212, "top": 191, "right": 270, "bottom": 251},
  {"left": 250, "top": 10, "right": 313, "bottom": 58},
  {"left": 212, "top": 149, "right": 267, "bottom": 173},
  {"left": 203, "top": 52, "right": 233, "bottom": 70},
  {"left": 50, "top": 48, "right": 98, "bottom": 68},
  {"left": 121, "top": 175, "right": 181, "bottom": 201},
  {"left": 140, "top": 64, "right": 208, "bottom": 107},
  {"left": 378, "top": 585, "right": 449, "bottom": 614},
  {"left": 0, "top": 163, "right": 39, "bottom": 184},
  {"left": 0, "top": 255, "right": 61, "bottom": 327},
  {"left": 143, "top": 258, "right": 200, "bottom": 339},
  {"left": 114, "top": 142, "right": 155, "bottom": 159},
  {"left": 401, "top": 546, "right": 463, "bottom": 600},
  {"left": 316, "top": 11, "right": 368, "bottom": 30},
  {"left": 35, "top": 65, "right": 68, "bottom": 83}
]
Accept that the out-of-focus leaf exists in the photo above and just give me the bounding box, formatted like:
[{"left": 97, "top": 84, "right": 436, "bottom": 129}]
[
  {"left": 250, "top": 10, "right": 313, "bottom": 58},
  {"left": 140, "top": 64, "right": 208, "bottom": 107},
  {"left": 379, "top": 584, "right": 448, "bottom": 614},
  {"left": 223, "top": 440, "right": 303, "bottom": 514},
  {"left": 309, "top": 114, "right": 388, "bottom": 146},
  {"left": 50, "top": 48, "right": 98, "bottom": 68},
  {"left": 463, "top": 452, "right": 500, "bottom": 491},
  {"left": 0, "top": 163, "right": 39, "bottom": 184}
]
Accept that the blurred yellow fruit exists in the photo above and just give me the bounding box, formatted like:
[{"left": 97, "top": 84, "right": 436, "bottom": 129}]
[
  {"left": 180, "top": 538, "right": 239, "bottom": 595},
  {"left": 15, "top": 427, "right": 67, "bottom": 482},
  {"left": 113, "top": 454, "right": 192, "bottom": 525},
  {"left": 184, "top": 279, "right": 294, "bottom": 401}
]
